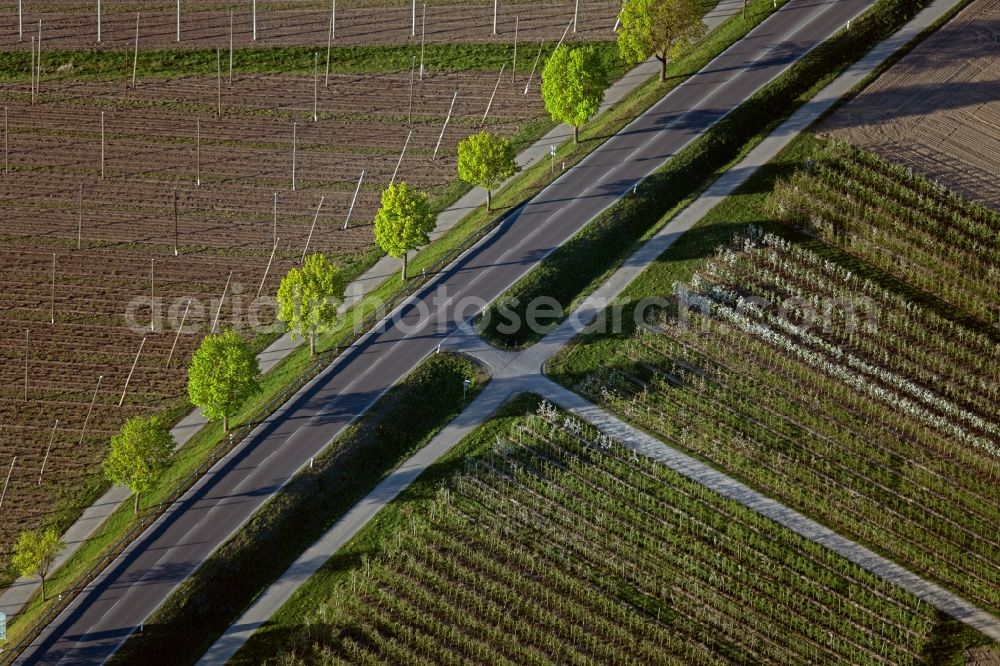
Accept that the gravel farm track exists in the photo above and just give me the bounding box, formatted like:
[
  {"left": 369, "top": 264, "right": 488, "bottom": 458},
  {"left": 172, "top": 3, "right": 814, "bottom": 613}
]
[
  {"left": 820, "top": 0, "right": 1000, "bottom": 211},
  {"left": 0, "top": 0, "right": 617, "bottom": 49},
  {"left": 0, "top": 0, "right": 587, "bottom": 576}
]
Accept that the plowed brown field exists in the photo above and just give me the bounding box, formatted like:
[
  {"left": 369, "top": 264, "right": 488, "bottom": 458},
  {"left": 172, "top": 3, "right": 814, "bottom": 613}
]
[
  {"left": 820, "top": 0, "right": 1000, "bottom": 211},
  {"left": 0, "top": 65, "right": 546, "bottom": 573},
  {"left": 0, "top": 0, "right": 617, "bottom": 50}
]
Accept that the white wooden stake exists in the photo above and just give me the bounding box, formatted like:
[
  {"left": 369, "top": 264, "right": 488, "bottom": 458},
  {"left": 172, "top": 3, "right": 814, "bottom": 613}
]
[
  {"left": 252, "top": 0, "right": 256, "bottom": 40},
  {"left": 325, "top": 5, "right": 333, "bottom": 87},
  {"left": 119, "top": 337, "right": 145, "bottom": 406},
  {"left": 407, "top": 55, "right": 416, "bottom": 124},
  {"left": 18, "top": 0, "right": 22, "bottom": 41},
  {"left": 344, "top": 170, "right": 363, "bottom": 229},
  {"left": 36, "top": 20, "right": 41, "bottom": 96},
  {"left": 50, "top": 253, "right": 55, "bottom": 323},
  {"left": 524, "top": 41, "right": 543, "bottom": 94},
  {"left": 0, "top": 457, "right": 14, "bottom": 513},
  {"left": 79, "top": 375, "right": 102, "bottom": 445},
  {"left": 313, "top": 52, "right": 318, "bottom": 122},
  {"left": 412, "top": 0, "right": 416, "bottom": 36},
  {"left": 272, "top": 192, "right": 277, "bottom": 246},
  {"left": 24, "top": 328, "right": 29, "bottom": 400},
  {"left": 149, "top": 258, "right": 155, "bottom": 331},
  {"left": 291, "top": 121, "right": 296, "bottom": 191},
  {"left": 38, "top": 420, "right": 58, "bottom": 485},
  {"left": 419, "top": 3, "right": 426, "bottom": 79},
  {"left": 30, "top": 37, "right": 34, "bottom": 104},
  {"left": 390, "top": 130, "right": 411, "bottom": 185},
  {"left": 301, "top": 196, "right": 323, "bottom": 263},
  {"left": 555, "top": 17, "right": 571, "bottom": 50},
  {"left": 512, "top": 16, "right": 518, "bottom": 84},
  {"left": 100, "top": 111, "right": 105, "bottom": 179},
  {"left": 176, "top": 0, "right": 181, "bottom": 41},
  {"left": 78, "top": 183, "right": 83, "bottom": 248},
  {"left": 257, "top": 240, "right": 277, "bottom": 297},
  {"left": 573, "top": 0, "right": 579, "bottom": 32},
  {"left": 166, "top": 299, "right": 190, "bottom": 368},
  {"left": 216, "top": 47, "right": 222, "bottom": 116},
  {"left": 481, "top": 63, "right": 505, "bottom": 126},
  {"left": 196, "top": 118, "right": 201, "bottom": 185},
  {"left": 212, "top": 271, "right": 233, "bottom": 334},
  {"left": 493, "top": 0, "right": 497, "bottom": 35},
  {"left": 433, "top": 91, "right": 457, "bottom": 160},
  {"left": 331, "top": 0, "right": 335, "bottom": 39},
  {"left": 97, "top": 0, "right": 102, "bottom": 42},
  {"left": 229, "top": 11, "right": 234, "bottom": 84},
  {"left": 132, "top": 13, "right": 140, "bottom": 89},
  {"left": 173, "top": 188, "right": 178, "bottom": 255},
  {"left": 4, "top": 106, "right": 8, "bottom": 174}
]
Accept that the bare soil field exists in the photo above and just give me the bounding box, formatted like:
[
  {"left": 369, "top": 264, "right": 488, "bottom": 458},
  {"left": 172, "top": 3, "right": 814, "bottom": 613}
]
[
  {"left": 0, "top": 66, "right": 546, "bottom": 571},
  {"left": 820, "top": 0, "right": 1000, "bottom": 211},
  {"left": 0, "top": 0, "right": 617, "bottom": 50}
]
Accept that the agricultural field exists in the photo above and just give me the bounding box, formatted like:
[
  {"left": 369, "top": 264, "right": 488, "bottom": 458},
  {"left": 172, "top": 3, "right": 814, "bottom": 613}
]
[
  {"left": 0, "top": 0, "right": 617, "bottom": 50},
  {"left": 236, "top": 396, "right": 979, "bottom": 665},
  {"left": 0, "top": 23, "right": 594, "bottom": 575},
  {"left": 770, "top": 140, "right": 1000, "bottom": 324},
  {"left": 819, "top": 0, "right": 1000, "bottom": 211},
  {"left": 551, "top": 146, "right": 1000, "bottom": 618}
]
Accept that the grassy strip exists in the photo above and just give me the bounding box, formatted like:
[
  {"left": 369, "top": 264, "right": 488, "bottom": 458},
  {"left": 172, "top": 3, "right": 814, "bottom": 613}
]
[
  {"left": 2, "top": 41, "right": 618, "bottom": 81},
  {"left": 231, "top": 394, "right": 989, "bottom": 664},
  {"left": 107, "top": 352, "right": 487, "bottom": 665},
  {"left": 479, "top": 0, "right": 940, "bottom": 348},
  {"left": 0, "top": 0, "right": 774, "bottom": 649}
]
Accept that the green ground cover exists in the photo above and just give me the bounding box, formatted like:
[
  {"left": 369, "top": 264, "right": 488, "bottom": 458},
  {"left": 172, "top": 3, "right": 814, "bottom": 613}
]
[{"left": 233, "top": 395, "right": 986, "bottom": 664}]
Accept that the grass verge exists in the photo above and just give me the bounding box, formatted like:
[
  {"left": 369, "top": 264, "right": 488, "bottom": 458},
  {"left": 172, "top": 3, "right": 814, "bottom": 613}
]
[
  {"left": 107, "top": 351, "right": 488, "bottom": 665},
  {"left": 2, "top": 41, "right": 621, "bottom": 81},
  {"left": 479, "top": 0, "right": 942, "bottom": 348}
]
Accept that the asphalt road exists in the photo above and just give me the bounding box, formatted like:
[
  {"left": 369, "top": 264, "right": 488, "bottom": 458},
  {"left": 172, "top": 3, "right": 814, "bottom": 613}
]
[{"left": 18, "top": 0, "right": 874, "bottom": 662}]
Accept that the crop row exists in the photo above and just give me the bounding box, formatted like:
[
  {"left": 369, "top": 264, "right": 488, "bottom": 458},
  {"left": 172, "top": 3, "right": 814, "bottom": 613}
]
[
  {"left": 275, "top": 403, "right": 947, "bottom": 664},
  {"left": 0, "top": 1, "right": 617, "bottom": 50},
  {"left": 574, "top": 234, "right": 1000, "bottom": 615},
  {"left": 771, "top": 141, "right": 1000, "bottom": 322}
]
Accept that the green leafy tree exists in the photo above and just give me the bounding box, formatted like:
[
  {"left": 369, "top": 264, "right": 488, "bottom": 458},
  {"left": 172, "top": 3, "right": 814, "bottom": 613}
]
[
  {"left": 618, "top": 0, "right": 705, "bottom": 81},
  {"left": 541, "top": 45, "right": 609, "bottom": 144},
  {"left": 187, "top": 328, "right": 260, "bottom": 433},
  {"left": 103, "top": 416, "right": 174, "bottom": 514},
  {"left": 277, "top": 253, "right": 345, "bottom": 356},
  {"left": 374, "top": 181, "right": 436, "bottom": 280},
  {"left": 457, "top": 132, "right": 518, "bottom": 211},
  {"left": 11, "top": 527, "right": 62, "bottom": 600}
]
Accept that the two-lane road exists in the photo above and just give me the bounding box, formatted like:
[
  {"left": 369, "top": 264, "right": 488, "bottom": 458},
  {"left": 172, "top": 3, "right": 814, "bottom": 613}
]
[{"left": 18, "top": 1, "right": 873, "bottom": 662}]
